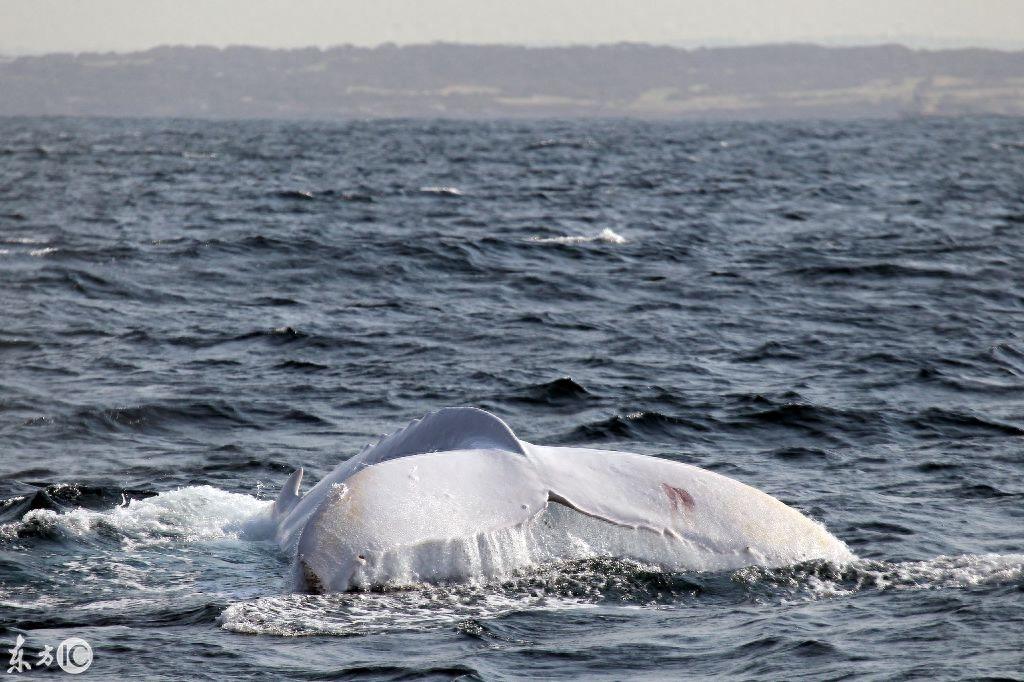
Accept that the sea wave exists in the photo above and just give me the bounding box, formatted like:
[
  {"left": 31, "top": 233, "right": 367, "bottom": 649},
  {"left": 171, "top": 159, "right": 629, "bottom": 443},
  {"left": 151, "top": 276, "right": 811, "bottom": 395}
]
[
  {"left": 219, "top": 552, "right": 1024, "bottom": 637},
  {"left": 530, "top": 228, "right": 626, "bottom": 245},
  {"left": 1, "top": 485, "right": 270, "bottom": 548}
]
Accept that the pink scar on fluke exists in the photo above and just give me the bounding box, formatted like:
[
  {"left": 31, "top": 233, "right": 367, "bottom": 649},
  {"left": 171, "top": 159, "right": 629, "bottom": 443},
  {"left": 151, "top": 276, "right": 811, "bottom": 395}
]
[{"left": 661, "top": 483, "right": 695, "bottom": 513}]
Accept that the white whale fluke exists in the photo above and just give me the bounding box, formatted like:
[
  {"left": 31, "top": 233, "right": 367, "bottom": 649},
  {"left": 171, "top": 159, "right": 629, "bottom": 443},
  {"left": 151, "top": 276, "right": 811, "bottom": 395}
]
[{"left": 266, "top": 407, "right": 854, "bottom": 592}]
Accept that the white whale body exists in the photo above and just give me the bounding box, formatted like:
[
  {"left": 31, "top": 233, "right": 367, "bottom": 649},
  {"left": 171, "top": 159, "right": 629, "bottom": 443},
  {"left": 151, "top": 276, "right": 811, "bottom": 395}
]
[{"left": 266, "top": 407, "right": 854, "bottom": 592}]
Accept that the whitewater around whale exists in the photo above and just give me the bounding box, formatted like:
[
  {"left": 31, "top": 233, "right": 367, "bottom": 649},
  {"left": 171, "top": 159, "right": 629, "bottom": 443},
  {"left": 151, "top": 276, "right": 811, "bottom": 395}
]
[{"left": 255, "top": 407, "right": 855, "bottom": 592}]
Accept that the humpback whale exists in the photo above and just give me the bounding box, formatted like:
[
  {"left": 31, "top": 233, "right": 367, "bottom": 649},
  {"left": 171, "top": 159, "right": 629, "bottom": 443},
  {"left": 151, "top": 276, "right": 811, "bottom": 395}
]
[{"left": 266, "top": 407, "right": 853, "bottom": 592}]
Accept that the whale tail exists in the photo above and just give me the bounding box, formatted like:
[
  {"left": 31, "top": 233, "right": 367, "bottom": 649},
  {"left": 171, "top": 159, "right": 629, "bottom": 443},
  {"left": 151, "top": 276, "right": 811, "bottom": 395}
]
[{"left": 274, "top": 468, "right": 304, "bottom": 518}]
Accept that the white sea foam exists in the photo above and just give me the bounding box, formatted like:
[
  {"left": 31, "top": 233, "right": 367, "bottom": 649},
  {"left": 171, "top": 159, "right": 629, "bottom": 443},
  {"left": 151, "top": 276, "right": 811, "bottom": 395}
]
[
  {"left": 219, "top": 587, "right": 595, "bottom": 637},
  {"left": 1, "top": 485, "right": 271, "bottom": 548},
  {"left": 530, "top": 228, "right": 626, "bottom": 245},
  {"left": 856, "top": 553, "right": 1024, "bottom": 590},
  {"left": 28, "top": 247, "right": 59, "bottom": 257},
  {"left": 735, "top": 552, "right": 1024, "bottom": 602},
  {"left": 0, "top": 595, "right": 64, "bottom": 611},
  {"left": 419, "top": 186, "right": 463, "bottom": 196},
  {"left": 219, "top": 550, "right": 1024, "bottom": 637},
  {"left": 2, "top": 236, "right": 49, "bottom": 245}
]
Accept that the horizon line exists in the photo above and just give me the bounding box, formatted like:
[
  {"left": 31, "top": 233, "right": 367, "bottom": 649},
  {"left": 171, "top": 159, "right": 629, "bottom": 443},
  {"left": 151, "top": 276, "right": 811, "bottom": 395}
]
[{"left": 5, "top": 37, "right": 1024, "bottom": 58}]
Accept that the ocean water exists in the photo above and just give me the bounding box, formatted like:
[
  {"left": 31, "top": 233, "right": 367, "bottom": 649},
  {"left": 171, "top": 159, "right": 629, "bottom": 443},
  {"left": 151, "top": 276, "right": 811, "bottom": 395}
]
[{"left": 1, "top": 116, "right": 1022, "bottom": 680}]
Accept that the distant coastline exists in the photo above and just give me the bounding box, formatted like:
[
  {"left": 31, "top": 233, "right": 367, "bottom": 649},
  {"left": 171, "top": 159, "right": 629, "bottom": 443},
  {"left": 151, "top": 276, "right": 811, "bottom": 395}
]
[{"left": 3, "top": 42, "right": 1023, "bottom": 120}]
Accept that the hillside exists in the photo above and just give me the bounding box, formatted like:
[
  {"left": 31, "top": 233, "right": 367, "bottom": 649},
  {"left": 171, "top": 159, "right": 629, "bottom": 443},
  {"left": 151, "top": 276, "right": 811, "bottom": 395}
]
[{"left": 3, "top": 43, "right": 1023, "bottom": 119}]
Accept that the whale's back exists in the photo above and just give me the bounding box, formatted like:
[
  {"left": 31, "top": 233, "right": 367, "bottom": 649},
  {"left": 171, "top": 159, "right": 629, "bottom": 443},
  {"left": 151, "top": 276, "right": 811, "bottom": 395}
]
[
  {"left": 364, "top": 406, "right": 526, "bottom": 462},
  {"left": 270, "top": 407, "right": 525, "bottom": 559}
]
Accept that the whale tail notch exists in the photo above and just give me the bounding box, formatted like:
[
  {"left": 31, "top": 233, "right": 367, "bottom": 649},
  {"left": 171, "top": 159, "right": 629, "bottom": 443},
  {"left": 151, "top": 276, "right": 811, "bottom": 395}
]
[{"left": 274, "top": 468, "right": 304, "bottom": 518}]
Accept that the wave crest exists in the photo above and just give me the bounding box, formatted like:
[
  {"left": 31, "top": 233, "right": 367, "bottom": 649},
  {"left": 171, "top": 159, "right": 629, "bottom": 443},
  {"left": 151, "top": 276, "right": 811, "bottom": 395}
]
[
  {"left": 1, "top": 485, "right": 270, "bottom": 547},
  {"left": 530, "top": 228, "right": 626, "bottom": 245}
]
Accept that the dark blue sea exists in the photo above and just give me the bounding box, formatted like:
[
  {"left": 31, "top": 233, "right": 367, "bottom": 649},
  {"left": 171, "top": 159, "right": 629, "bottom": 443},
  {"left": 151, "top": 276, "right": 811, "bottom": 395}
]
[{"left": 1, "top": 116, "right": 1022, "bottom": 680}]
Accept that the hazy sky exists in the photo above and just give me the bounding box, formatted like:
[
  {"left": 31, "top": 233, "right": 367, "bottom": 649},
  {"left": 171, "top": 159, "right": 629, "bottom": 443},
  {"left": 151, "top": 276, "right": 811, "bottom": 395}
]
[{"left": 1, "top": 0, "right": 1021, "bottom": 54}]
